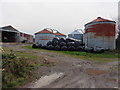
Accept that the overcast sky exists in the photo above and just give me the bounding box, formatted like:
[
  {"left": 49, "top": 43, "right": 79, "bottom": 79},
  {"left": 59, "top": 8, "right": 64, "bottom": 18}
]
[{"left": 0, "top": 0, "right": 119, "bottom": 35}]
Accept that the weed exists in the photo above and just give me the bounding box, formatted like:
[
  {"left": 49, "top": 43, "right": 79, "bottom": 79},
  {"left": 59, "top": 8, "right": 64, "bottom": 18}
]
[{"left": 2, "top": 48, "right": 47, "bottom": 88}]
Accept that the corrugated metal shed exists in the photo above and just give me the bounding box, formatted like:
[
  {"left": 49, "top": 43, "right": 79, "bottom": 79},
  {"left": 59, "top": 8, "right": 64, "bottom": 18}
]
[
  {"left": 20, "top": 32, "right": 34, "bottom": 43},
  {"left": 0, "top": 25, "right": 19, "bottom": 32},
  {"left": 0, "top": 25, "right": 20, "bottom": 42},
  {"left": 84, "top": 17, "right": 116, "bottom": 49}
]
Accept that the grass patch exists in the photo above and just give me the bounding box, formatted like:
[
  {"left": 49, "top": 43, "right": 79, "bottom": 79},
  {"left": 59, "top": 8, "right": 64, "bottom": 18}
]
[
  {"left": 2, "top": 47, "right": 48, "bottom": 88},
  {"left": 23, "top": 45, "right": 119, "bottom": 63}
]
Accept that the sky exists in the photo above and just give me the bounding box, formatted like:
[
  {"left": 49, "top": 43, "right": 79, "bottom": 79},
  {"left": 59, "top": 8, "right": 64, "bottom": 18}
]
[{"left": 0, "top": 0, "right": 119, "bottom": 35}]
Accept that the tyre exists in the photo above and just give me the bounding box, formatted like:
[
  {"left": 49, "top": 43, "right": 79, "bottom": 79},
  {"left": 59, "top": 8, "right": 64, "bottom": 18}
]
[
  {"left": 47, "top": 45, "right": 54, "bottom": 50},
  {"left": 55, "top": 45, "right": 60, "bottom": 51},
  {"left": 84, "top": 47, "right": 93, "bottom": 53},
  {"left": 53, "top": 41, "right": 59, "bottom": 46},
  {"left": 59, "top": 37, "right": 66, "bottom": 43},
  {"left": 38, "top": 44, "right": 42, "bottom": 48},
  {"left": 32, "top": 44, "right": 37, "bottom": 48},
  {"left": 74, "top": 40, "right": 82, "bottom": 47},
  {"left": 47, "top": 41, "right": 53, "bottom": 46},
  {"left": 93, "top": 47, "right": 104, "bottom": 53},
  {"left": 66, "top": 38, "right": 75, "bottom": 43},
  {"left": 68, "top": 46, "right": 75, "bottom": 51},
  {"left": 61, "top": 46, "right": 68, "bottom": 51},
  {"left": 76, "top": 46, "right": 83, "bottom": 51},
  {"left": 60, "top": 42, "right": 66, "bottom": 47},
  {"left": 52, "top": 37, "right": 59, "bottom": 42},
  {"left": 67, "top": 42, "right": 75, "bottom": 47}
]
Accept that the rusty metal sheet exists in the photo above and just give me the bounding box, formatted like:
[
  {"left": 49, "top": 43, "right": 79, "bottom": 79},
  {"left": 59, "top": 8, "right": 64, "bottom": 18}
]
[{"left": 85, "top": 23, "right": 115, "bottom": 36}]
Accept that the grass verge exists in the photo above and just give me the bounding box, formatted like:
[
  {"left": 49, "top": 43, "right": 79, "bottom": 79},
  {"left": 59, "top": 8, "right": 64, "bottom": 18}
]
[{"left": 23, "top": 45, "right": 119, "bottom": 63}]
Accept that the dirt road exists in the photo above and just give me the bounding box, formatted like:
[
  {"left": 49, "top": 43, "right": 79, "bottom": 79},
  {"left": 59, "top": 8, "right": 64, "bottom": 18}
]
[{"left": 2, "top": 43, "right": 119, "bottom": 88}]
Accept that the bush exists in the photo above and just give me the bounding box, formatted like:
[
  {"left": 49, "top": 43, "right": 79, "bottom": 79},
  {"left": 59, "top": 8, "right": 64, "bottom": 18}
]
[
  {"left": 2, "top": 51, "right": 36, "bottom": 88},
  {"left": 2, "top": 50, "right": 17, "bottom": 59}
]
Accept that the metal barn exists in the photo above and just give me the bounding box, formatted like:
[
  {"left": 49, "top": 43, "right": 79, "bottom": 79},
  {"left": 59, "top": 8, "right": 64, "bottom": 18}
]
[
  {"left": 35, "top": 28, "right": 55, "bottom": 46},
  {"left": 68, "top": 29, "right": 83, "bottom": 41},
  {"left": 84, "top": 17, "right": 116, "bottom": 49},
  {"left": 20, "top": 32, "right": 34, "bottom": 43},
  {"left": 0, "top": 25, "right": 20, "bottom": 42}
]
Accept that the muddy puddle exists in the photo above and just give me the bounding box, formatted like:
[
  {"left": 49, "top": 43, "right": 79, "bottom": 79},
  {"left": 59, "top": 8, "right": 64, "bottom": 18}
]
[
  {"left": 86, "top": 68, "right": 108, "bottom": 76},
  {"left": 33, "top": 72, "right": 63, "bottom": 88}
]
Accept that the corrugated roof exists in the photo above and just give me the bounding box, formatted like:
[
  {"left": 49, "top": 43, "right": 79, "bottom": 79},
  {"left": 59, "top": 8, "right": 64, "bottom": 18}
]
[
  {"left": 0, "top": 25, "right": 19, "bottom": 32},
  {"left": 70, "top": 30, "right": 83, "bottom": 34},
  {"left": 91, "top": 17, "right": 111, "bottom": 23},
  {"left": 54, "top": 32, "right": 66, "bottom": 36},
  {"left": 35, "top": 29, "right": 54, "bottom": 34},
  {"left": 85, "top": 17, "right": 115, "bottom": 26}
]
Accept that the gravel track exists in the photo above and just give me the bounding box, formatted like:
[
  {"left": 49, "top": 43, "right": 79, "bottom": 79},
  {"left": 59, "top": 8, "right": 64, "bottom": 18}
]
[{"left": 2, "top": 43, "right": 118, "bottom": 88}]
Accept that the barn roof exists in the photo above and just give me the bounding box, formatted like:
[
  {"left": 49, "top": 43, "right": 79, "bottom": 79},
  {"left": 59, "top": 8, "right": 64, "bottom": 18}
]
[
  {"left": 0, "top": 25, "right": 19, "bottom": 32},
  {"left": 54, "top": 32, "right": 66, "bottom": 36},
  {"left": 35, "top": 29, "right": 54, "bottom": 34}
]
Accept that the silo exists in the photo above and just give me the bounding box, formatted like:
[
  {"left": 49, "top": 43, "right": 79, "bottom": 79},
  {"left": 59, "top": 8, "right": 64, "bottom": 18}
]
[
  {"left": 68, "top": 29, "right": 83, "bottom": 41},
  {"left": 84, "top": 17, "right": 116, "bottom": 49},
  {"left": 54, "top": 32, "right": 66, "bottom": 38},
  {"left": 35, "top": 28, "right": 55, "bottom": 46}
]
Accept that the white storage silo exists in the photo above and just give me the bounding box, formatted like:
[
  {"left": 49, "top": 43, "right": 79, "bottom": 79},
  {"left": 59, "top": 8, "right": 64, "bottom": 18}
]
[
  {"left": 68, "top": 29, "right": 83, "bottom": 41},
  {"left": 35, "top": 29, "right": 55, "bottom": 46}
]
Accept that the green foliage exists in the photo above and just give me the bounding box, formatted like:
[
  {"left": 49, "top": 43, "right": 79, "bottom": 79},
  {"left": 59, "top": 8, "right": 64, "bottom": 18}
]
[
  {"left": 61, "top": 51, "right": 118, "bottom": 58},
  {"left": 2, "top": 56, "right": 35, "bottom": 88},
  {"left": 2, "top": 49, "right": 45, "bottom": 88},
  {"left": 2, "top": 53, "right": 16, "bottom": 59}
]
